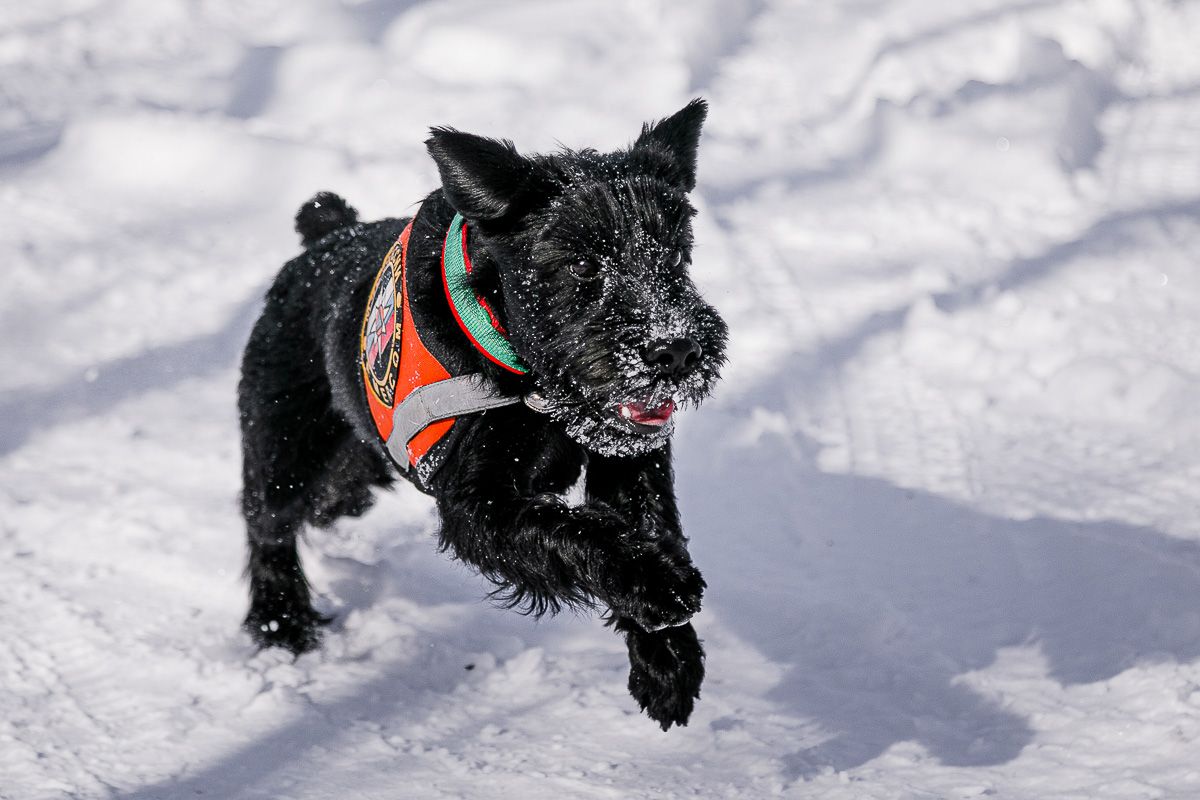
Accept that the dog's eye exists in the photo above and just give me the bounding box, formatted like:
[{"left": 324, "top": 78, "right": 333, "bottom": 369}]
[
  {"left": 570, "top": 259, "right": 600, "bottom": 280},
  {"left": 668, "top": 251, "right": 683, "bottom": 267}
]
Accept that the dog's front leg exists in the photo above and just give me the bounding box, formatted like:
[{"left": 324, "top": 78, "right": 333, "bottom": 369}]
[
  {"left": 435, "top": 479, "right": 628, "bottom": 616},
  {"left": 587, "top": 444, "right": 706, "bottom": 730},
  {"left": 432, "top": 425, "right": 700, "bottom": 628},
  {"left": 585, "top": 442, "right": 705, "bottom": 626},
  {"left": 434, "top": 423, "right": 704, "bottom": 728}
]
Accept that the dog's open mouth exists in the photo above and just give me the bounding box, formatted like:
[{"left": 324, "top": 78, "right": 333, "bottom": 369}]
[{"left": 616, "top": 399, "right": 676, "bottom": 432}]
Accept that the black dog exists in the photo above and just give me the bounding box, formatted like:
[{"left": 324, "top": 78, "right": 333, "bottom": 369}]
[{"left": 237, "top": 99, "right": 727, "bottom": 729}]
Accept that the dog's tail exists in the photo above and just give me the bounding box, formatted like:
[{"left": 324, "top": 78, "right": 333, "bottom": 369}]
[{"left": 294, "top": 191, "right": 359, "bottom": 249}]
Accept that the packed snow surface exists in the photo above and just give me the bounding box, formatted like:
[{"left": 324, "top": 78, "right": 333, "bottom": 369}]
[{"left": 4, "top": 0, "right": 1200, "bottom": 797}]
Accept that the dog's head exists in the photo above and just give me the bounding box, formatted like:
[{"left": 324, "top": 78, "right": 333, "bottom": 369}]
[{"left": 426, "top": 100, "right": 728, "bottom": 457}]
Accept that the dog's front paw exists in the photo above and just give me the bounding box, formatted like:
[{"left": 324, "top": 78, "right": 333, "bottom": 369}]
[
  {"left": 603, "top": 545, "right": 705, "bottom": 633},
  {"left": 624, "top": 621, "right": 705, "bottom": 730}
]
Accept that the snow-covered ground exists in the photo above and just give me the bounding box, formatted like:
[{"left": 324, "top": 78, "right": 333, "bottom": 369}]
[{"left": 4, "top": 0, "right": 1200, "bottom": 796}]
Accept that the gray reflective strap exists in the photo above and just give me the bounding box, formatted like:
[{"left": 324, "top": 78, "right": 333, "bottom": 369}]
[{"left": 385, "top": 374, "right": 521, "bottom": 465}]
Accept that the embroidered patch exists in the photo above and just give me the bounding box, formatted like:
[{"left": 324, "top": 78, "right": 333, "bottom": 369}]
[{"left": 361, "top": 241, "right": 403, "bottom": 407}]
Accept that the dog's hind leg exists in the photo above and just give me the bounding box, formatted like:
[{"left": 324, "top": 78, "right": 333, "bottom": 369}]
[
  {"left": 241, "top": 482, "right": 326, "bottom": 654},
  {"left": 307, "top": 435, "right": 394, "bottom": 529},
  {"left": 238, "top": 341, "right": 352, "bottom": 654},
  {"left": 242, "top": 424, "right": 391, "bottom": 654}
]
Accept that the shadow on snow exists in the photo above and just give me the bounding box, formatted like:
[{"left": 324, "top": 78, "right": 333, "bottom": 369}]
[
  {"left": 678, "top": 373, "right": 1200, "bottom": 778},
  {"left": 0, "top": 291, "right": 263, "bottom": 457}
]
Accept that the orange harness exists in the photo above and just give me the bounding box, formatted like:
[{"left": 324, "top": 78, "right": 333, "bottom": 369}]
[
  {"left": 359, "top": 213, "right": 533, "bottom": 485},
  {"left": 361, "top": 220, "right": 455, "bottom": 467}
]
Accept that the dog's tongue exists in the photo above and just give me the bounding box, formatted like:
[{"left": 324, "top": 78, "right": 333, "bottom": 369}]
[{"left": 618, "top": 399, "right": 675, "bottom": 427}]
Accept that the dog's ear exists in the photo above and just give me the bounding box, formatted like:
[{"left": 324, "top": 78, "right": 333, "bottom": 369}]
[
  {"left": 426, "top": 128, "right": 532, "bottom": 222},
  {"left": 633, "top": 98, "right": 708, "bottom": 191}
]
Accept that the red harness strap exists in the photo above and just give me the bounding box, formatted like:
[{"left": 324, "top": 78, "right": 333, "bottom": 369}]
[{"left": 360, "top": 220, "right": 455, "bottom": 468}]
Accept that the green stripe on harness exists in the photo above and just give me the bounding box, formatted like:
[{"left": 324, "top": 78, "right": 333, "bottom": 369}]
[{"left": 442, "top": 213, "right": 529, "bottom": 375}]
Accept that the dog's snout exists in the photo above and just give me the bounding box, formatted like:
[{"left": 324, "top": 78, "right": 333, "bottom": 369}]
[{"left": 644, "top": 337, "right": 703, "bottom": 376}]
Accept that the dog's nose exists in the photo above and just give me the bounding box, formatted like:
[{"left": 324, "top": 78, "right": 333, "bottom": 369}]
[{"left": 644, "top": 338, "right": 703, "bottom": 376}]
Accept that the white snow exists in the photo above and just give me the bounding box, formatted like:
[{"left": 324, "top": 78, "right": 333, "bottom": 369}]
[{"left": 4, "top": 0, "right": 1200, "bottom": 797}]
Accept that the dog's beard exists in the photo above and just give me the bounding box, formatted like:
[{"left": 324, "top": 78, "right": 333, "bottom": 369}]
[
  {"left": 554, "top": 399, "right": 675, "bottom": 457},
  {"left": 535, "top": 366, "right": 711, "bottom": 458},
  {"left": 545, "top": 396, "right": 674, "bottom": 457},
  {"left": 521, "top": 313, "right": 724, "bottom": 457}
]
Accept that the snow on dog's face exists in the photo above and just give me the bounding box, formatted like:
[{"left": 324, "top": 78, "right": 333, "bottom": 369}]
[
  {"left": 515, "top": 173, "right": 727, "bottom": 456},
  {"left": 426, "top": 100, "right": 728, "bottom": 456}
]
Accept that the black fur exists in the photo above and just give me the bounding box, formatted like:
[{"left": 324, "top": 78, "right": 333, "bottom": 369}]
[
  {"left": 294, "top": 191, "right": 359, "bottom": 248},
  {"left": 238, "top": 100, "right": 728, "bottom": 730}
]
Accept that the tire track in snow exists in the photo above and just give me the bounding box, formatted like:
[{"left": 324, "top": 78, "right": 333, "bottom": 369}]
[
  {"left": 807, "top": 0, "right": 1068, "bottom": 127},
  {"left": 1103, "top": 92, "right": 1200, "bottom": 213},
  {"left": 2, "top": 563, "right": 126, "bottom": 798}
]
